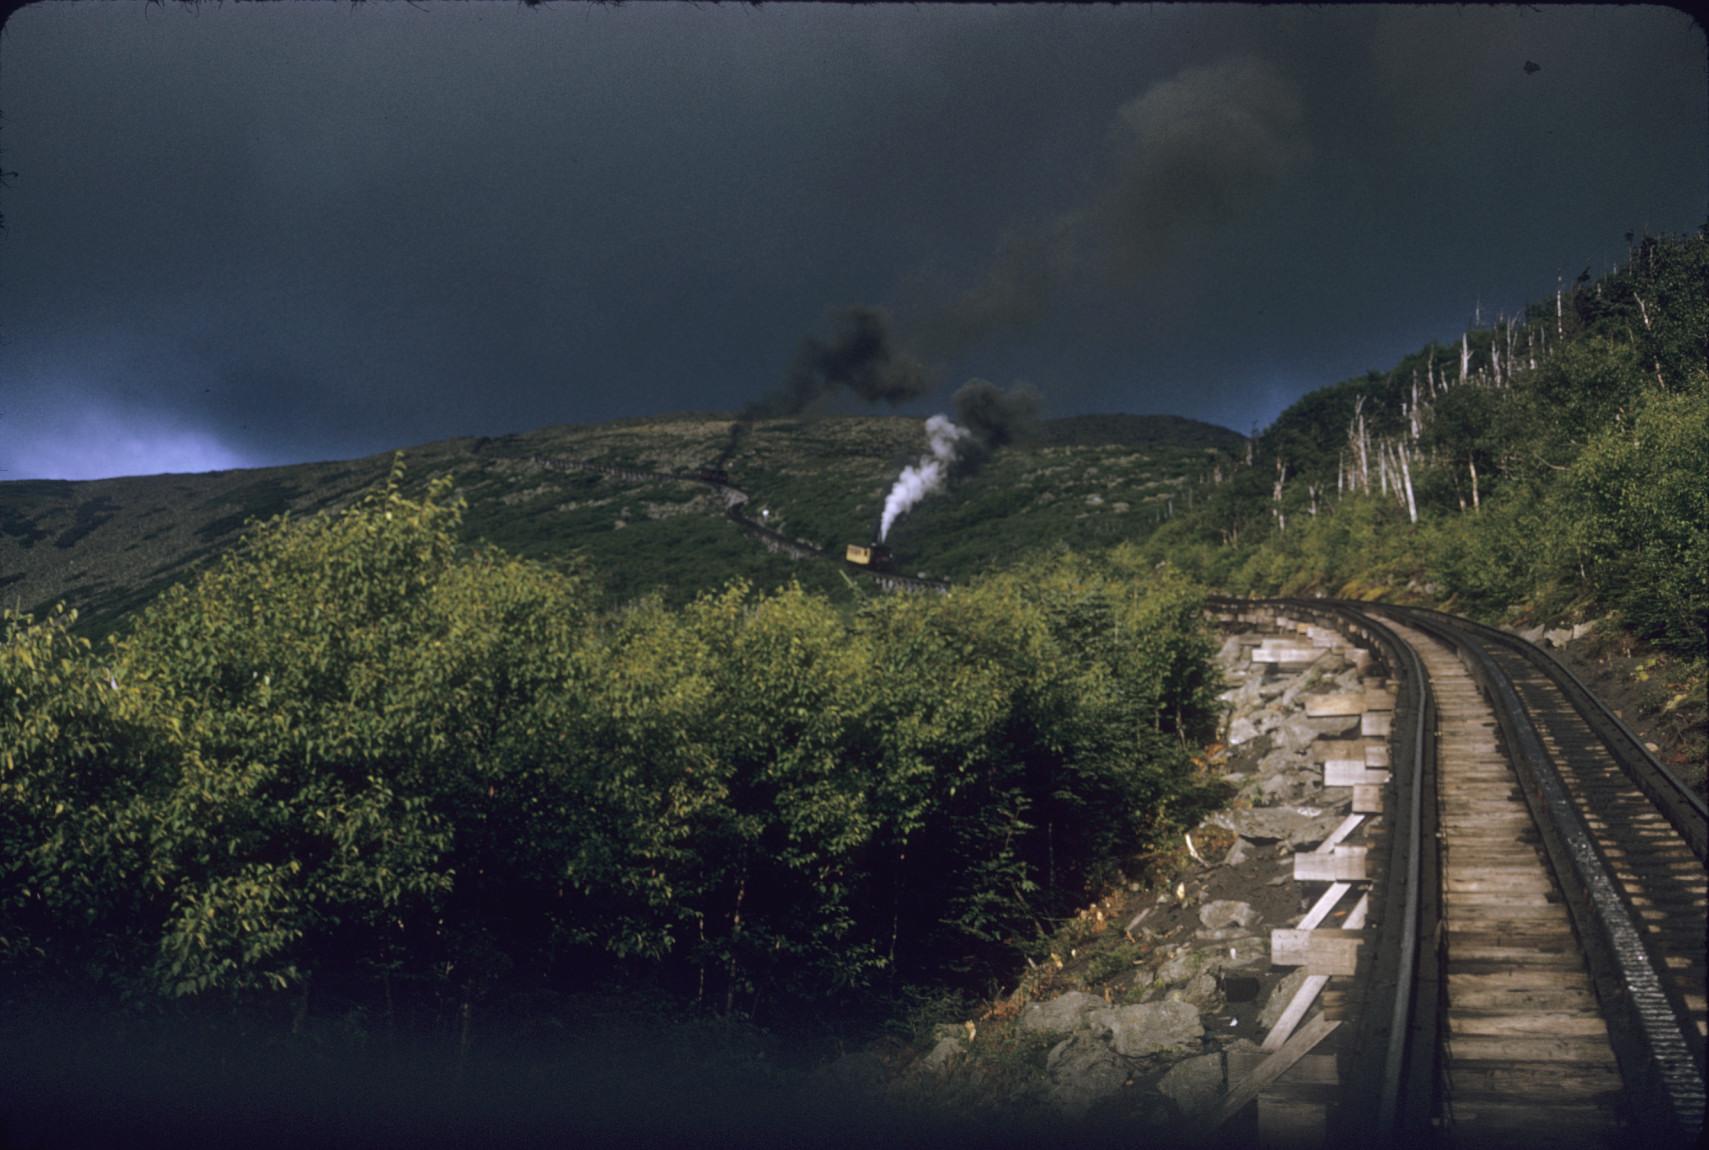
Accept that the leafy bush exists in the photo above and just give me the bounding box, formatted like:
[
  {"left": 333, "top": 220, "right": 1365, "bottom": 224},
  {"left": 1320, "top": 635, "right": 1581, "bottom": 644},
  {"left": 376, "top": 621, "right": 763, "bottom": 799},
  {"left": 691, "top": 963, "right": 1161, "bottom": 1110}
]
[{"left": 2, "top": 464, "right": 1221, "bottom": 1030}]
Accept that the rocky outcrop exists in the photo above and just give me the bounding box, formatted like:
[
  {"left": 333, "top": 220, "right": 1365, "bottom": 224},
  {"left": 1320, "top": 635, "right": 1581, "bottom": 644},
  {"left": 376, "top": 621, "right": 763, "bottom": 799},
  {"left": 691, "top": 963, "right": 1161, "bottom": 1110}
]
[{"left": 1089, "top": 1000, "right": 1203, "bottom": 1058}]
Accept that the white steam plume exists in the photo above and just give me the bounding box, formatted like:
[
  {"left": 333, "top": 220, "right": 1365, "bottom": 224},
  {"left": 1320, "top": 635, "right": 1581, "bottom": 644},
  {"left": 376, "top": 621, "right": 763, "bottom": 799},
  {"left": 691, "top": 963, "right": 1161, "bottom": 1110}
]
[{"left": 879, "top": 415, "right": 967, "bottom": 541}]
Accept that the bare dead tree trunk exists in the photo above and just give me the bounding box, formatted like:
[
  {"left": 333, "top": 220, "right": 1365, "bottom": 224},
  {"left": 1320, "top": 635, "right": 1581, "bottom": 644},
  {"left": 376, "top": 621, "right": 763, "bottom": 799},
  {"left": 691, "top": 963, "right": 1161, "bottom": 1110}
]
[
  {"left": 1272, "top": 456, "right": 1286, "bottom": 534},
  {"left": 1460, "top": 332, "right": 1470, "bottom": 386},
  {"left": 1468, "top": 456, "right": 1480, "bottom": 512},
  {"left": 1308, "top": 482, "right": 1319, "bottom": 517},
  {"left": 1398, "top": 441, "right": 1418, "bottom": 523},
  {"left": 1353, "top": 396, "right": 1370, "bottom": 492},
  {"left": 1634, "top": 293, "right": 1667, "bottom": 389},
  {"left": 1556, "top": 275, "right": 1564, "bottom": 336}
]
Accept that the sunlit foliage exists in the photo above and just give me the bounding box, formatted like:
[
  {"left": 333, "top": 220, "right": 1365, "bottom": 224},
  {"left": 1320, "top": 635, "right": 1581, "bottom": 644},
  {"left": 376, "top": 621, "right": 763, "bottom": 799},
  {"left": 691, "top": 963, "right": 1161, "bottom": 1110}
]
[{"left": 2, "top": 462, "right": 1219, "bottom": 1027}]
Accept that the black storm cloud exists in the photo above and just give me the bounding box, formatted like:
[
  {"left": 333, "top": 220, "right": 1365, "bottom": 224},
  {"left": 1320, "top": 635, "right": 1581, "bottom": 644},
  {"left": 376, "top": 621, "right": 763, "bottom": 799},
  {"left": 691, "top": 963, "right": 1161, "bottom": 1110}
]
[{"left": 0, "top": 4, "right": 1703, "bottom": 478}]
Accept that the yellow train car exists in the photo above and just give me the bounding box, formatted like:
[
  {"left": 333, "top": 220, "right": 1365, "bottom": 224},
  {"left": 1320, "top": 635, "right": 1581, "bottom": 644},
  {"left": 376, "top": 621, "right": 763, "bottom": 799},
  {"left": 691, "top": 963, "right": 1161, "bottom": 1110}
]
[{"left": 845, "top": 543, "right": 893, "bottom": 569}]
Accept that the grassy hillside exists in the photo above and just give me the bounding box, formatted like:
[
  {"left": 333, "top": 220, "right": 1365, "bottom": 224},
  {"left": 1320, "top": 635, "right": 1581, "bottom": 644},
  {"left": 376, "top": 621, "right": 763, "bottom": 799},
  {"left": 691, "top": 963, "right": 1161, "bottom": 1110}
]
[{"left": 0, "top": 413, "right": 1243, "bottom": 635}]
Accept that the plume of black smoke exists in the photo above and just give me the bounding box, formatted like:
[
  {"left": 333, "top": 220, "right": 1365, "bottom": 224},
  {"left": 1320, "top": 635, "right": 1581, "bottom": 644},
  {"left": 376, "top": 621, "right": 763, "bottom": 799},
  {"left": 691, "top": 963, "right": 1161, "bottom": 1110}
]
[
  {"left": 778, "top": 305, "right": 930, "bottom": 415},
  {"left": 917, "top": 55, "right": 1307, "bottom": 359},
  {"left": 949, "top": 377, "right": 1040, "bottom": 474},
  {"left": 717, "top": 305, "right": 931, "bottom": 469}
]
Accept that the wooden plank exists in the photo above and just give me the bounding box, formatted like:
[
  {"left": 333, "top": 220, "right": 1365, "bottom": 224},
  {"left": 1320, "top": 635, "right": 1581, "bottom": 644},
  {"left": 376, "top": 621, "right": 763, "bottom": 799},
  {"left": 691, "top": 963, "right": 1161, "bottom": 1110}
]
[
  {"left": 1450, "top": 970, "right": 1600, "bottom": 992},
  {"left": 1361, "top": 712, "right": 1392, "bottom": 737},
  {"left": 1271, "top": 929, "right": 1361, "bottom": 975},
  {"left": 1253, "top": 646, "right": 1319, "bottom": 663},
  {"left": 1448, "top": 987, "right": 1598, "bottom": 1012},
  {"left": 1304, "top": 693, "right": 1365, "bottom": 717},
  {"left": 1211, "top": 1015, "right": 1341, "bottom": 1129},
  {"left": 1352, "top": 783, "right": 1384, "bottom": 813},
  {"left": 1262, "top": 974, "right": 1330, "bottom": 1051},
  {"left": 1362, "top": 689, "right": 1396, "bottom": 713},
  {"left": 1228, "top": 1051, "right": 1340, "bottom": 1086},
  {"left": 1449, "top": 1013, "right": 1610, "bottom": 1038},
  {"left": 1324, "top": 761, "right": 1391, "bottom": 787},
  {"left": 1364, "top": 744, "right": 1389, "bottom": 767},
  {"left": 1297, "top": 882, "right": 1352, "bottom": 930},
  {"left": 1450, "top": 1062, "right": 1623, "bottom": 1096},
  {"left": 1258, "top": 1096, "right": 1327, "bottom": 1144},
  {"left": 1316, "top": 813, "right": 1365, "bottom": 853},
  {"left": 1448, "top": 1035, "right": 1619, "bottom": 1064},
  {"left": 1293, "top": 846, "right": 1368, "bottom": 883}
]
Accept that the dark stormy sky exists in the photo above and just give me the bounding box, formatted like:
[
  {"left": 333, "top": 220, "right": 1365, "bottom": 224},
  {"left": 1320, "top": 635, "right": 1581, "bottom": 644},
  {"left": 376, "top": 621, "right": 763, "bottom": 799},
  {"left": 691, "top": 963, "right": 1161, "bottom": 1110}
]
[{"left": 1, "top": 4, "right": 1704, "bottom": 480}]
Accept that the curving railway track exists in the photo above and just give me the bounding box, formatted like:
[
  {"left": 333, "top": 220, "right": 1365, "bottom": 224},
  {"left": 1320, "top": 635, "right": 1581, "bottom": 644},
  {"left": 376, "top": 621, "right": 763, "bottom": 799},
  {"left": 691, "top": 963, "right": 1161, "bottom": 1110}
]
[
  {"left": 533, "top": 455, "right": 1703, "bottom": 1142},
  {"left": 1210, "top": 596, "right": 1705, "bottom": 1148}
]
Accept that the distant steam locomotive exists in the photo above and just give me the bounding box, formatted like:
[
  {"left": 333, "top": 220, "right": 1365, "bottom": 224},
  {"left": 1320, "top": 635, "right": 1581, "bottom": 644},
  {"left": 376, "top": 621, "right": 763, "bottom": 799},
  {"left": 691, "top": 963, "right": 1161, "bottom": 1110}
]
[{"left": 844, "top": 543, "right": 893, "bottom": 570}]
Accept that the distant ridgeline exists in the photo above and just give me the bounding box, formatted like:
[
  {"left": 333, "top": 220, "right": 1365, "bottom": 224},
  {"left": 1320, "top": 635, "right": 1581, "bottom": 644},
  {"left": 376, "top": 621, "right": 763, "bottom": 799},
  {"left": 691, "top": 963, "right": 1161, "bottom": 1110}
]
[{"left": 1144, "top": 231, "right": 1708, "bottom": 659}]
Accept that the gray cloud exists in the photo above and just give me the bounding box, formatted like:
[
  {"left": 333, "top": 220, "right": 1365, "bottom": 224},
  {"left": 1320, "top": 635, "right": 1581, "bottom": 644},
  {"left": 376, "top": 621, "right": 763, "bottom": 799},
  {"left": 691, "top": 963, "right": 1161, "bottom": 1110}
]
[
  {"left": 916, "top": 55, "right": 1308, "bottom": 358},
  {"left": 1097, "top": 54, "right": 1309, "bottom": 272}
]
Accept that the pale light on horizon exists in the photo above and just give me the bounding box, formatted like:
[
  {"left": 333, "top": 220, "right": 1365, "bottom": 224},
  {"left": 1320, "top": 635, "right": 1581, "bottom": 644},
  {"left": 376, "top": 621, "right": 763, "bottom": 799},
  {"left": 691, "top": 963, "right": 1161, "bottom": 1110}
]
[{"left": 3, "top": 406, "right": 256, "bottom": 481}]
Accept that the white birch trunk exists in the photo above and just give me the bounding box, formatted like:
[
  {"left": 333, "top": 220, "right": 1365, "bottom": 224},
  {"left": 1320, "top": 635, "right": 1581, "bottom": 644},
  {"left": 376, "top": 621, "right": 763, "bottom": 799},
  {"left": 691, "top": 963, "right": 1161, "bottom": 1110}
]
[{"left": 1398, "top": 442, "right": 1417, "bottom": 523}]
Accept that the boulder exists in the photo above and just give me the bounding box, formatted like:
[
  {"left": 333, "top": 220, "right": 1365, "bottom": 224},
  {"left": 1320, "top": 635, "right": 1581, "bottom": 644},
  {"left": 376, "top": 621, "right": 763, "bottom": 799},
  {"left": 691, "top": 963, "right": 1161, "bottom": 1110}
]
[
  {"left": 1272, "top": 715, "right": 1321, "bottom": 755},
  {"left": 1088, "top": 1001, "right": 1203, "bottom": 1058},
  {"left": 1156, "top": 1052, "right": 1225, "bottom": 1118},
  {"left": 1572, "top": 620, "right": 1598, "bottom": 640},
  {"left": 1226, "top": 715, "right": 1260, "bottom": 747},
  {"left": 1209, "top": 806, "right": 1318, "bottom": 844},
  {"left": 1045, "top": 1035, "right": 1130, "bottom": 1117},
  {"left": 1198, "top": 900, "right": 1260, "bottom": 931},
  {"left": 1305, "top": 714, "right": 1362, "bottom": 737},
  {"left": 1516, "top": 624, "right": 1546, "bottom": 644},
  {"left": 1222, "top": 837, "right": 1253, "bottom": 867},
  {"left": 1194, "top": 926, "right": 1252, "bottom": 943},
  {"left": 1169, "top": 971, "right": 1223, "bottom": 1010},
  {"left": 1544, "top": 628, "right": 1573, "bottom": 649},
  {"left": 1286, "top": 810, "right": 1352, "bottom": 849},
  {"left": 1018, "top": 990, "right": 1102, "bottom": 1036},
  {"left": 920, "top": 1037, "right": 964, "bottom": 1074},
  {"left": 1216, "top": 934, "right": 1269, "bottom": 968}
]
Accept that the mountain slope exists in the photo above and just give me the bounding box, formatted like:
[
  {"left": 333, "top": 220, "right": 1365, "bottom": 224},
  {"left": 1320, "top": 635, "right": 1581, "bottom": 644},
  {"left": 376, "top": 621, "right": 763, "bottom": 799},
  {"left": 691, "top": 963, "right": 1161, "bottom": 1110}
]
[{"left": 1, "top": 413, "right": 1243, "bottom": 634}]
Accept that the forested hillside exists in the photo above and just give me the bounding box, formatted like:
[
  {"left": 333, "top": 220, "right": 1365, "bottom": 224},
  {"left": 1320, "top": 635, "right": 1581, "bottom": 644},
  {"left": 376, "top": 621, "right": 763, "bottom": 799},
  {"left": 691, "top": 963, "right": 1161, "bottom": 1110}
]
[
  {"left": 2, "top": 467, "right": 1221, "bottom": 1040},
  {"left": 1146, "top": 231, "right": 1707, "bottom": 653}
]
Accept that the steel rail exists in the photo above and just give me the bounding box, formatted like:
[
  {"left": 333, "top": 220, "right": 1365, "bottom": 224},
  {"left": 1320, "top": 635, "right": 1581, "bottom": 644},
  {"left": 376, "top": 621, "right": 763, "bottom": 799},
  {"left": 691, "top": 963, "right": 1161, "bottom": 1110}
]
[
  {"left": 1374, "top": 602, "right": 1704, "bottom": 860},
  {"left": 1370, "top": 603, "right": 1705, "bottom": 1142}
]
